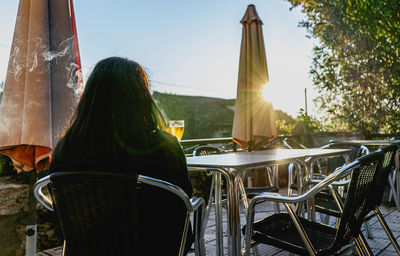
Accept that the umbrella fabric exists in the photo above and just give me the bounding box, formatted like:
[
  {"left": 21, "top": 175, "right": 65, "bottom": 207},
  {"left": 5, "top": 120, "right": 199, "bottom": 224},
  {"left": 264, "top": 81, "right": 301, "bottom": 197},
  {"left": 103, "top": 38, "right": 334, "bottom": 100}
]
[
  {"left": 232, "top": 4, "right": 277, "bottom": 150},
  {"left": 0, "top": 0, "right": 82, "bottom": 173}
]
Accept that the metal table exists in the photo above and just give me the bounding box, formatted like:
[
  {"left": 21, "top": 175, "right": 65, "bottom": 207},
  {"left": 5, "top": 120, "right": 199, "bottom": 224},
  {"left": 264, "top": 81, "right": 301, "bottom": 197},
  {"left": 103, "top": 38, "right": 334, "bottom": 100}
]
[
  {"left": 186, "top": 148, "right": 351, "bottom": 256},
  {"left": 349, "top": 139, "right": 400, "bottom": 146}
]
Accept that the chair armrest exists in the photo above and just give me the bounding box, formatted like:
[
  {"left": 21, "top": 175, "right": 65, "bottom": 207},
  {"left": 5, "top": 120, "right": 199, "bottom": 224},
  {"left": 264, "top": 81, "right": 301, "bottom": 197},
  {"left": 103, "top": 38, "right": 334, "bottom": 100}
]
[
  {"left": 190, "top": 197, "right": 205, "bottom": 212},
  {"left": 312, "top": 179, "right": 350, "bottom": 187},
  {"left": 249, "top": 160, "right": 359, "bottom": 206},
  {"left": 34, "top": 175, "right": 54, "bottom": 211},
  {"left": 300, "top": 178, "right": 351, "bottom": 194}
]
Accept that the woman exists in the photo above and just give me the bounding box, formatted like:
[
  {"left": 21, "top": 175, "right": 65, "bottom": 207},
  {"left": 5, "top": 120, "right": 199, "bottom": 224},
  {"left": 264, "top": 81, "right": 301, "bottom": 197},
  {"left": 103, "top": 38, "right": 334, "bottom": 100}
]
[{"left": 49, "top": 57, "right": 193, "bottom": 254}]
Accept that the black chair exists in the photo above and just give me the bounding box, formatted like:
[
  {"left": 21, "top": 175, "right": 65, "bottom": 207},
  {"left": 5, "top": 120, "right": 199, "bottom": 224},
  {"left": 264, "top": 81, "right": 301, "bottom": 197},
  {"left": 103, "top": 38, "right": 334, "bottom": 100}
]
[
  {"left": 34, "top": 172, "right": 205, "bottom": 256},
  {"left": 319, "top": 141, "right": 369, "bottom": 174},
  {"left": 242, "top": 151, "right": 383, "bottom": 256},
  {"left": 286, "top": 141, "right": 368, "bottom": 196},
  {"left": 363, "top": 144, "right": 400, "bottom": 254},
  {"left": 310, "top": 142, "right": 369, "bottom": 218}
]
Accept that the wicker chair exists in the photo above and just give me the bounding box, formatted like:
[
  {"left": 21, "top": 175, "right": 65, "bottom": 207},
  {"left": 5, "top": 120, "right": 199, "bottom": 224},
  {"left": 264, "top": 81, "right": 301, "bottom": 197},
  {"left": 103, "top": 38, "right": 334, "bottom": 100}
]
[
  {"left": 318, "top": 141, "right": 369, "bottom": 175},
  {"left": 309, "top": 142, "right": 369, "bottom": 218},
  {"left": 34, "top": 172, "right": 205, "bottom": 256},
  {"left": 363, "top": 144, "right": 400, "bottom": 254},
  {"left": 242, "top": 151, "right": 383, "bottom": 256}
]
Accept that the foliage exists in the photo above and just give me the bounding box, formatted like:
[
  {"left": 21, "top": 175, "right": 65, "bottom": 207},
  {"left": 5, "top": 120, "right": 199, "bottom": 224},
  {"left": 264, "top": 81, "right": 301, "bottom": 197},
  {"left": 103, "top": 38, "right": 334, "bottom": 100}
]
[
  {"left": 275, "top": 109, "right": 296, "bottom": 134},
  {"left": 275, "top": 120, "right": 295, "bottom": 134},
  {"left": 0, "top": 154, "right": 13, "bottom": 176},
  {"left": 287, "top": 0, "right": 400, "bottom": 134},
  {"left": 295, "top": 108, "right": 326, "bottom": 132}
]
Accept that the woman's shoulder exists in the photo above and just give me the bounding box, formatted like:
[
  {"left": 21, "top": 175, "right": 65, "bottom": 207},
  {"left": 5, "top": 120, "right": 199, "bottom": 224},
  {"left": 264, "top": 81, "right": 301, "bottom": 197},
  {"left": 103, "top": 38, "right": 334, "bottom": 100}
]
[
  {"left": 157, "top": 130, "right": 178, "bottom": 142},
  {"left": 155, "top": 130, "right": 183, "bottom": 151}
]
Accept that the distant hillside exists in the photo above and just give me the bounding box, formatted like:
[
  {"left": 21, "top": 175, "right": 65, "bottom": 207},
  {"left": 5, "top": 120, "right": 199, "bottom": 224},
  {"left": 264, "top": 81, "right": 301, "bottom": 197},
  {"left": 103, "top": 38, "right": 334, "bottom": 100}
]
[
  {"left": 154, "top": 92, "right": 235, "bottom": 139},
  {"left": 153, "top": 92, "right": 295, "bottom": 140}
]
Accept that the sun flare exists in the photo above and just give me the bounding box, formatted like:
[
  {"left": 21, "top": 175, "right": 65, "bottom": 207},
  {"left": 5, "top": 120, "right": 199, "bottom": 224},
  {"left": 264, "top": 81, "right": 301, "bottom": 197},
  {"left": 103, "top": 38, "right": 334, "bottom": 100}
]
[{"left": 261, "top": 84, "right": 269, "bottom": 101}]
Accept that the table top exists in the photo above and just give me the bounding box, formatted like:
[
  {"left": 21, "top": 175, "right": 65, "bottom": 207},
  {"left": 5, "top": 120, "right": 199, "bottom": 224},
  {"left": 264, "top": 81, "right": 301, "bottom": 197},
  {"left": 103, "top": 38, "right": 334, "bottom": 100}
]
[
  {"left": 349, "top": 140, "right": 400, "bottom": 146},
  {"left": 186, "top": 148, "right": 351, "bottom": 169}
]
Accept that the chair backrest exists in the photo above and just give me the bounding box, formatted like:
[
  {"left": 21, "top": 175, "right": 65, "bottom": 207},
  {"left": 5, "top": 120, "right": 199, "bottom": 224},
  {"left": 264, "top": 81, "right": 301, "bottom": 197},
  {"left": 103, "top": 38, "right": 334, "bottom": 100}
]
[
  {"left": 283, "top": 138, "right": 307, "bottom": 149},
  {"left": 192, "top": 146, "right": 228, "bottom": 156},
  {"left": 333, "top": 151, "right": 383, "bottom": 248},
  {"left": 369, "top": 144, "right": 399, "bottom": 210},
  {"left": 43, "top": 172, "right": 192, "bottom": 256},
  {"left": 321, "top": 141, "right": 369, "bottom": 172}
]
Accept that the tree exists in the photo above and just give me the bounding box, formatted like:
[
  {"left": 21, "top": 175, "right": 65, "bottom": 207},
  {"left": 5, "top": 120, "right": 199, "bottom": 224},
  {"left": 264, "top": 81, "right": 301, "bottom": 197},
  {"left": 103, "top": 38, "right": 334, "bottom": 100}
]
[{"left": 287, "top": 0, "right": 400, "bottom": 134}]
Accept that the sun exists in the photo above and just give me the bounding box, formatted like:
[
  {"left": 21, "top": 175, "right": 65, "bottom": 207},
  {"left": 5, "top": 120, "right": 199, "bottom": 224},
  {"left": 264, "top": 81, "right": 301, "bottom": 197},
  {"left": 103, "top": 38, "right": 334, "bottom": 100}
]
[{"left": 261, "top": 84, "right": 269, "bottom": 101}]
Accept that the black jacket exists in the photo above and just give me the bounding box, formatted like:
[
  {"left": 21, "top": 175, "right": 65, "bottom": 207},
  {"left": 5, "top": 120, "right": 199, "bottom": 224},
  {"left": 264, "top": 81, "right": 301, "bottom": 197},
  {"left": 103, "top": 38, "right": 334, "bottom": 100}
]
[{"left": 48, "top": 130, "right": 194, "bottom": 255}]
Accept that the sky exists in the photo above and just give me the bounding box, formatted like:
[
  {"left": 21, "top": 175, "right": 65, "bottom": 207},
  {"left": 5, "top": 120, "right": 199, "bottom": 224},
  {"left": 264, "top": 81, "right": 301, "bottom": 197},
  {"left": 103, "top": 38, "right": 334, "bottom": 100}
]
[{"left": 0, "top": 0, "right": 318, "bottom": 117}]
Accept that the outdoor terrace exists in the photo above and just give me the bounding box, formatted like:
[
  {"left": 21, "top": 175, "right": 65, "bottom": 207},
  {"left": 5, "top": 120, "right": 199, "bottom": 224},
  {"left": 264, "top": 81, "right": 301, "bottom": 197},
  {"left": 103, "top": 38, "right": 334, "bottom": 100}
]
[{"left": 38, "top": 195, "right": 400, "bottom": 256}]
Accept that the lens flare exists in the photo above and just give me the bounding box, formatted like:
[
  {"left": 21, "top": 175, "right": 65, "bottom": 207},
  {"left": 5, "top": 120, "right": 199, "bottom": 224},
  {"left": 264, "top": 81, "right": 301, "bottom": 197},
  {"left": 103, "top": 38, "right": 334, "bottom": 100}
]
[{"left": 261, "top": 84, "right": 269, "bottom": 101}]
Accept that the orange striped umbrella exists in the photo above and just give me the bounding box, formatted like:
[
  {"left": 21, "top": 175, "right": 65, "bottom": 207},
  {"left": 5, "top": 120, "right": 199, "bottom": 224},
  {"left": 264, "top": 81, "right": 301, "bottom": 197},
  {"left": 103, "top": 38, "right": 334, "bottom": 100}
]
[{"left": 232, "top": 5, "right": 277, "bottom": 150}]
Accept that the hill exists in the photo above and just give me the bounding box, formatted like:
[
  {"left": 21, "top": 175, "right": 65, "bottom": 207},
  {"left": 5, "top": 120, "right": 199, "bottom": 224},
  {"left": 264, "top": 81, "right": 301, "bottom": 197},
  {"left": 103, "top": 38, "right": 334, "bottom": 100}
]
[{"left": 153, "top": 92, "right": 295, "bottom": 140}]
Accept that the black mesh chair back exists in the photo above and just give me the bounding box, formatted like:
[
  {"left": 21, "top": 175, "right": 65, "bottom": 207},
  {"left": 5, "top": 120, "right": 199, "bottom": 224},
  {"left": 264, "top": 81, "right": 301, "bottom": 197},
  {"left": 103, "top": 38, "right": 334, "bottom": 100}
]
[
  {"left": 321, "top": 141, "right": 368, "bottom": 172},
  {"left": 334, "top": 151, "right": 383, "bottom": 246},
  {"left": 45, "top": 172, "right": 191, "bottom": 256},
  {"left": 369, "top": 144, "right": 399, "bottom": 210}
]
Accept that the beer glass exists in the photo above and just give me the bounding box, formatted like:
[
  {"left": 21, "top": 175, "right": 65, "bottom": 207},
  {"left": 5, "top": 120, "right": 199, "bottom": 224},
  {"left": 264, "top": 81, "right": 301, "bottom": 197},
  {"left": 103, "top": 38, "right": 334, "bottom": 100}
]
[{"left": 168, "top": 120, "right": 184, "bottom": 140}]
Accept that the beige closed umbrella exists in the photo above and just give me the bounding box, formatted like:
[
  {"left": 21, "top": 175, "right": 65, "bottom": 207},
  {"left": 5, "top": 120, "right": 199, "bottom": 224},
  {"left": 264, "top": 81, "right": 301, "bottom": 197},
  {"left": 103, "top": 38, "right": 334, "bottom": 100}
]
[
  {"left": 0, "top": 0, "right": 82, "bottom": 254},
  {"left": 232, "top": 4, "right": 277, "bottom": 151}
]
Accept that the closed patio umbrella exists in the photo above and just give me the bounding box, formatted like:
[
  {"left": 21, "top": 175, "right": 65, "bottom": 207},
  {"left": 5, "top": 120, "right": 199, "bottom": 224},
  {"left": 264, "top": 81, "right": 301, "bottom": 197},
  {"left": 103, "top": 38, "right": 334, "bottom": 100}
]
[
  {"left": 232, "top": 4, "right": 277, "bottom": 151},
  {"left": 0, "top": 0, "right": 81, "bottom": 254}
]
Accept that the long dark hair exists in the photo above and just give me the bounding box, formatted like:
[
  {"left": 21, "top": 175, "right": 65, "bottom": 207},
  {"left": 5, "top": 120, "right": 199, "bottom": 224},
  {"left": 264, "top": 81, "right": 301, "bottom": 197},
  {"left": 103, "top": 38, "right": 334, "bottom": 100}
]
[{"left": 63, "top": 57, "right": 166, "bottom": 157}]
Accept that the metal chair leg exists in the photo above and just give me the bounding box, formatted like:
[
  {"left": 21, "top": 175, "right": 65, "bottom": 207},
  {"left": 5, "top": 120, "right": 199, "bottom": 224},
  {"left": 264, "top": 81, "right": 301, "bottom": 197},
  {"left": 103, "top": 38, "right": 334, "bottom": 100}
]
[
  {"left": 375, "top": 207, "right": 400, "bottom": 255},
  {"left": 354, "top": 238, "right": 367, "bottom": 256},
  {"left": 358, "top": 233, "right": 374, "bottom": 256},
  {"left": 62, "top": 240, "right": 67, "bottom": 256},
  {"left": 203, "top": 174, "right": 216, "bottom": 234},
  {"left": 388, "top": 170, "right": 400, "bottom": 210}
]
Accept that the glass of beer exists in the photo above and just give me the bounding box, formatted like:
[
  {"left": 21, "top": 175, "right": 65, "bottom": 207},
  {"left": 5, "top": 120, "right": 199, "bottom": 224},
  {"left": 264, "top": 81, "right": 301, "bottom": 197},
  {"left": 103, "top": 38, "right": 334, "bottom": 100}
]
[{"left": 169, "top": 120, "right": 184, "bottom": 140}]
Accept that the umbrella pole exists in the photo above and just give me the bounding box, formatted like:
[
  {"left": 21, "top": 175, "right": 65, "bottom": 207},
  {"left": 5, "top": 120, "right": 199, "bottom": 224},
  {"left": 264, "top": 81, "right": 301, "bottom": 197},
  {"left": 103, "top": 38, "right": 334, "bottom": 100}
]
[{"left": 26, "top": 170, "right": 37, "bottom": 256}]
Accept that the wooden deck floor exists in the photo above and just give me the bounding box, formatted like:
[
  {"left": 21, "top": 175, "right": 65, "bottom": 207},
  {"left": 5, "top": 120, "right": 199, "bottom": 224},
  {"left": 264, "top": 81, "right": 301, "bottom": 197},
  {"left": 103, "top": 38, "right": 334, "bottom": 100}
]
[{"left": 38, "top": 201, "right": 400, "bottom": 256}]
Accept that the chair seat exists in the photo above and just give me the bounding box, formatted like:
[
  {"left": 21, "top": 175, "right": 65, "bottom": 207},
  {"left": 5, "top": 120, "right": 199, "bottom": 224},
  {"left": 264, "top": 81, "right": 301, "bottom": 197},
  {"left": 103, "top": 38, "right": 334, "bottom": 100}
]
[{"left": 243, "top": 213, "right": 339, "bottom": 256}]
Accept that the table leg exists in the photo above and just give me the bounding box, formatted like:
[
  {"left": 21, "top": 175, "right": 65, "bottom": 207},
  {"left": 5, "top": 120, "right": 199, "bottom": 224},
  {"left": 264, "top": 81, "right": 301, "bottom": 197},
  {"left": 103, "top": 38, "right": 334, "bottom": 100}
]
[
  {"left": 213, "top": 168, "right": 241, "bottom": 256},
  {"left": 303, "top": 158, "right": 316, "bottom": 221},
  {"left": 271, "top": 165, "right": 280, "bottom": 213},
  {"left": 215, "top": 172, "right": 224, "bottom": 256},
  {"left": 224, "top": 171, "right": 241, "bottom": 256}
]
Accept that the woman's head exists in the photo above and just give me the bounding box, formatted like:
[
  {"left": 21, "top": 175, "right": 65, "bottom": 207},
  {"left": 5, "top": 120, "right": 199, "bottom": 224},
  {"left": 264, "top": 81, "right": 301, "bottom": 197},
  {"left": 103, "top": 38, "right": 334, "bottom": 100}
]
[{"left": 65, "top": 57, "right": 166, "bottom": 156}]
